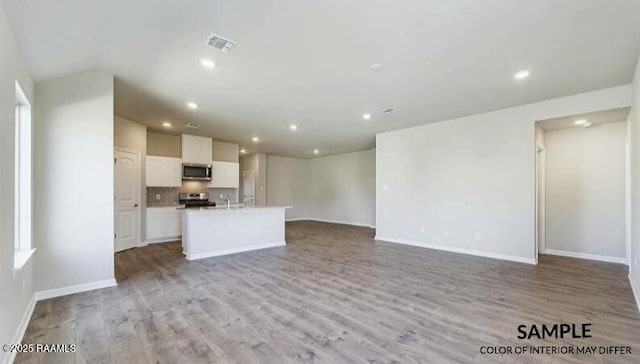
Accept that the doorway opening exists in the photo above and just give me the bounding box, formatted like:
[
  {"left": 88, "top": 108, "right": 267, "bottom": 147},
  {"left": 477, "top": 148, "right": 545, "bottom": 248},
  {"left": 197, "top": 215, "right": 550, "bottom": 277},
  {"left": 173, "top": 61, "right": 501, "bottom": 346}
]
[{"left": 535, "top": 107, "right": 630, "bottom": 264}]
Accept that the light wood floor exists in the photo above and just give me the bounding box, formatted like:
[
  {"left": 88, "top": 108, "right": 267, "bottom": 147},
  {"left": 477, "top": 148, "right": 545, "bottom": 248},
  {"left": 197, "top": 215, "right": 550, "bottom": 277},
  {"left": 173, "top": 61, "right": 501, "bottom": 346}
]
[{"left": 16, "top": 221, "right": 640, "bottom": 363}]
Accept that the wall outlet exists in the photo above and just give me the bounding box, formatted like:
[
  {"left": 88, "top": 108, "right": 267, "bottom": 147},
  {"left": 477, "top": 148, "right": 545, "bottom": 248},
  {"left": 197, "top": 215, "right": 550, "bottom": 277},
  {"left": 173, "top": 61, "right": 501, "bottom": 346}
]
[
  {"left": 155, "top": 194, "right": 161, "bottom": 200},
  {"left": 420, "top": 227, "right": 425, "bottom": 234},
  {"left": 475, "top": 233, "right": 482, "bottom": 241},
  {"left": 220, "top": 194, "right": 224, "bottom": 199},
  {"left": 443, "top": 229, "right": 449, "bottom": 237}
]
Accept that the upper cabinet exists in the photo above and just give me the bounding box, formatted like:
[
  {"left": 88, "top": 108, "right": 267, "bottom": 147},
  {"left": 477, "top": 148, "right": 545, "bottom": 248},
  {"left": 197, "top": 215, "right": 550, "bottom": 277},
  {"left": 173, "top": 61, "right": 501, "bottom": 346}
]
[
  {"left": 212, "top": 141, "right": 239, "bottom": 163},
  {"left": 182, "top": 134, "right": 212, "bottom": 165},
  {"left": 146, "top": 156, "right": 182, "bottom": 187},
  {"left": 209, "top": 161, "right": 240, "bottom": 188}
]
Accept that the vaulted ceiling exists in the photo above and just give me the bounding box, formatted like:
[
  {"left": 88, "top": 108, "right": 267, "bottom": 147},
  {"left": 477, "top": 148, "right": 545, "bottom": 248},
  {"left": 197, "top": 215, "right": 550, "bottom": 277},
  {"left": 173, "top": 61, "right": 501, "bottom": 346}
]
[{"left": 4, "top": 0, "right": 640, "bottom": 157}]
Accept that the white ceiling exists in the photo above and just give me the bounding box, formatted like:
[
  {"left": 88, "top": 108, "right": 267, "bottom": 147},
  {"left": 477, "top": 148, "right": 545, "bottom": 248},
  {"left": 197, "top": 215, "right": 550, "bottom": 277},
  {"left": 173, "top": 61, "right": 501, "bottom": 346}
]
[
  {"left": 537, "top": 107, "right": 630, "bottom": 131},
  {"left": 4, "top": 0, "right": 640, "bottom": 157}
]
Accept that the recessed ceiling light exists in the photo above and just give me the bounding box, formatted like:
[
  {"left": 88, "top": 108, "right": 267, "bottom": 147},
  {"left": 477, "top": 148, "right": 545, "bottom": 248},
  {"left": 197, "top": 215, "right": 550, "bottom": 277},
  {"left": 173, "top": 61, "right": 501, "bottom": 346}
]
[
  {"left": 313, "top": 149, "right": 319, "bottom": 154},
  {"left": 363, "top": 113, "right": 372, "bottom": 120},
  {"left": 514, "top": 70, "right": 530, "bottom": 80},
  {"left": 252, "top": 136, "right": 259, "bottom": 142},
  {"left": 370, "top": 64, "right": 384, "bottom": 72},
  {"left": 290, "top": 124, "right": 297, "bottom": 131},
  {"left": 200, "top": 58, "right": 216, "bottom": 68},
  {"left": 240, "top": 148, "right": 246, "bottom": 153},
  {"left": 574, "top": 119, "right": 587, "bottom": 125},
  {"left": 187, "top": 102, "right": 198, "bottom": 109},
  {"left": 162, "top": 121, "right": 172, "bottom": 128}
]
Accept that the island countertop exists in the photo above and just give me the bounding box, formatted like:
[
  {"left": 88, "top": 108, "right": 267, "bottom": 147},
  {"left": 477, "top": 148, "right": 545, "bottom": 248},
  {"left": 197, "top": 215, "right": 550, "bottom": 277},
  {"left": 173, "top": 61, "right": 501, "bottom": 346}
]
[
  {"left": 181, "top": 205, "right": 291, "bottom": 215},
  {"left": 181, "top": 205, "right": 291, "bottom": 260}
]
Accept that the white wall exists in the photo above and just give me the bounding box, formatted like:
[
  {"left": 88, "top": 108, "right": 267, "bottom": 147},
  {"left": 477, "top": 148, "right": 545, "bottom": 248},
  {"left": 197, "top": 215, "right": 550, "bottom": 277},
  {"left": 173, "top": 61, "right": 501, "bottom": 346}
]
[
  {"left": 544, "top": 122, "right": 627, "bottom": 260},
  {"left": 34, "top": 71, "right": 115, "bottom": 292},
  {"left": 266, "top": 149, "right": 376, "bottom": 227},
  {"left": 630, "top": 55, "right": 640, "bottom": 309},
  {"left": 376, "top": 85, "right": 631, "bottom": 264},
  {"left": 0, "top": 4, "right": 35, "bottom": 362}
]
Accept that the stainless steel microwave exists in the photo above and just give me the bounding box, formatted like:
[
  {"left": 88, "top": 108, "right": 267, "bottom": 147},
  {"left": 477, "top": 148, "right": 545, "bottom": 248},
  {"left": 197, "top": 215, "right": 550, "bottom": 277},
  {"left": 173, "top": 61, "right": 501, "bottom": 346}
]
[{"left": 182, "top": 163, "right": 212, "bottom": 181}]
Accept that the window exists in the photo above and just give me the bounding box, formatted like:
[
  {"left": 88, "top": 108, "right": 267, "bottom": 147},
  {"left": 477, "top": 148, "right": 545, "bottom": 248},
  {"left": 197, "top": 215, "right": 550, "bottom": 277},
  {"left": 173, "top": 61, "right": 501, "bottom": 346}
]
[{"left": 14, "top": 81, "right": 34, "bottom": 270}]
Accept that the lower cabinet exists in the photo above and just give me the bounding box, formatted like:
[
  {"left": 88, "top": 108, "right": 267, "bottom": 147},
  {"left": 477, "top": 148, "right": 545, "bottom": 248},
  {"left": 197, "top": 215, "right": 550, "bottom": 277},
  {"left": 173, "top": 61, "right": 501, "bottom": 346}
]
[{"left": 146, "top": 207, "right": 182, "bottom": 243}]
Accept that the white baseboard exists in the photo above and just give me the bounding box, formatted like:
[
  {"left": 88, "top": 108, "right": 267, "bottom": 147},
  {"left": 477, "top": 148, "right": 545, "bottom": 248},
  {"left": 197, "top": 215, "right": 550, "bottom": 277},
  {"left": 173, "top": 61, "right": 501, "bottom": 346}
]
[
  {"left": 374, "top": 235, "right": 537, "bottom": 265},
  {"left": 541, "top": 249, "right": 627, "bottom": 264},
  {"left": 34, "top": 279, "right": 117, "bottom": 301},
  {"left": 185, "top": 241, "right": 286, "bottom": 261},
  {"left": 4, "top": 294, "right": 36, "bottom": 364},
  {"left": 629, "top": 273, "right": 640, "bottom": 314},
  {"left": 286, "top": 217, "right": 375, "bottom": 229}
]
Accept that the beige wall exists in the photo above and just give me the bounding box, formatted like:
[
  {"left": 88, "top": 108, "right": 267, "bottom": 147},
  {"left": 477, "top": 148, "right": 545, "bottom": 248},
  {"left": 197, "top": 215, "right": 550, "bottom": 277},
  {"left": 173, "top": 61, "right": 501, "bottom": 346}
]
[
  {"left": 213, "top": 141, "right": 239, "bottom": 162},
  {"left": 114, "top": 115, "right": 147, "bottom": 240},
  {"left": 147, "top": 131, "right": 181, "bottom": 157}
]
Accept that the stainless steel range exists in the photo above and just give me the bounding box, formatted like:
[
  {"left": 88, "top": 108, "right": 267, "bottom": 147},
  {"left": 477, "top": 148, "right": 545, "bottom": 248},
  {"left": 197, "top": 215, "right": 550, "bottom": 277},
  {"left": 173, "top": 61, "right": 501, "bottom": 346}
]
[{"left": 178, "top": 192, "right": 216, "bottom": 208}]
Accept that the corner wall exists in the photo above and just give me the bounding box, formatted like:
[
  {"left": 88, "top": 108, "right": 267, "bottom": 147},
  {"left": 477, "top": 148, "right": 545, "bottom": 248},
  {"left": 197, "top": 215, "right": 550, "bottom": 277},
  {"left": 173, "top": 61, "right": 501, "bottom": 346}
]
[
  {"left": 376, "top": 85, "right": 631, "bottom": 264},
  {"left": 34, "top": 71, "right": 116, "bottom": 292},
  {"left": 0, "top": 4, "right": 35, "bottom": 363}
]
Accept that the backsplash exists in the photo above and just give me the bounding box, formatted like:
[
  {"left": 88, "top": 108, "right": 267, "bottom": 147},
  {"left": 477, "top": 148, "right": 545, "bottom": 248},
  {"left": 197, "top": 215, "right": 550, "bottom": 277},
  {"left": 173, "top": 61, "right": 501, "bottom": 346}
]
[{"left": 147, "top": 184, "right": 238, "bottom": 207}]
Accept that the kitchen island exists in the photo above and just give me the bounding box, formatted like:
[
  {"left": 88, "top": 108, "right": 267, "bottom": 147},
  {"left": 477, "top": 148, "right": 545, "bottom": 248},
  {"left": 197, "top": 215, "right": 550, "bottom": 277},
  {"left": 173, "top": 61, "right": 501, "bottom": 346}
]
[{"left": 182, "top": 206, "right": 291, "bottom": 261}]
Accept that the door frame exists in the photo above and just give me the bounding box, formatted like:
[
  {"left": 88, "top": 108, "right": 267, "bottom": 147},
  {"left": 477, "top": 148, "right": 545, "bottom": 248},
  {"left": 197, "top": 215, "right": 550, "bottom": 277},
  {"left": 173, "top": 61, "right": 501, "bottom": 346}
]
[
  {"left": 625, "top": 139, "right": 631, "bottom": 265},
  {"left": 114, "top": 147, "right": 142, "bottom": 252},
  {"left": 535, "top": 145, "right": 546, "bottom": 264}
]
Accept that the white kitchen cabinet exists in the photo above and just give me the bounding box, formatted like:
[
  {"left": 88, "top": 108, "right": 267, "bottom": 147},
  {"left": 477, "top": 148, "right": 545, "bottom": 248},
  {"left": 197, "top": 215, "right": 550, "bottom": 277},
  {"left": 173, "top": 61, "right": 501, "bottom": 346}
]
[
  {"left": 182, "top": 134, "right": 212, "bottom": 165},
  {"left": 209, "top": 161, "right": 239, "bottom": 188},
  {"left": 146, "top": 207, "right": 182, "bottom": 243},
  {"left": 146, "top": 156, "right": 182, "bottom": 187}
]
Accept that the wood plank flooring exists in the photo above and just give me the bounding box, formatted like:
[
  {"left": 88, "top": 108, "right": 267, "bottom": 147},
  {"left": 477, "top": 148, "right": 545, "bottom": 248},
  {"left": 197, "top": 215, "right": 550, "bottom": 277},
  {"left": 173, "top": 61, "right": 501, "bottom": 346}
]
[{"left": 15, "top": 221, "right": 640, "bottom": 363}]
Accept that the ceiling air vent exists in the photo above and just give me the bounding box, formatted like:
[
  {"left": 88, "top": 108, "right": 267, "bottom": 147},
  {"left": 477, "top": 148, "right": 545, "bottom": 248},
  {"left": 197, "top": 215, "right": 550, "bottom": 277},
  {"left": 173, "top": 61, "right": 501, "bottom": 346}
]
[
  {"left": 185, "top": 122, "right": 201, "bottom": 129},
  {"left": 204, "top": 33, "right": 237, "bottom": 53}
]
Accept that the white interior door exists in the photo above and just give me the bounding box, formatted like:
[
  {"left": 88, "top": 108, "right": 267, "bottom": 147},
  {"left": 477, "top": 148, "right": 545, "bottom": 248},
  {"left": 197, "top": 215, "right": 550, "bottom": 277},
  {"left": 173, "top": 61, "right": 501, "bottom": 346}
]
[
  {"left": 243, "top": 170, "right": 256, "bottom": 205},
  {"left": 115, "top": 149, "right": 140, "bottom": 252}
]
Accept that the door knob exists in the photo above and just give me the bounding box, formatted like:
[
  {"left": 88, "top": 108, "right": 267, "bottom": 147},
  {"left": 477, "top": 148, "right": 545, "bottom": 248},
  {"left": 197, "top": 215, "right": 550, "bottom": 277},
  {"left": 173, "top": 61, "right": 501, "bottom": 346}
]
[{"left": 134, "top": 203, "right": 139, "bottom": 208}]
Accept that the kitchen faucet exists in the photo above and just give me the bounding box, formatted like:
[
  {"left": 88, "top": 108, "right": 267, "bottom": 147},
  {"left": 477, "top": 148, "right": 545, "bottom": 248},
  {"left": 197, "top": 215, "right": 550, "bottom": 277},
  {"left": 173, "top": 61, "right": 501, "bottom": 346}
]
[{"left": 224, "top": 195, "right": 231, "bottom": 209}]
